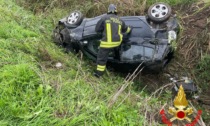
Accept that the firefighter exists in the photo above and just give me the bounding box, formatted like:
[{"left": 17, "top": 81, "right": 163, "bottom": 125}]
[{"left": 94, "top": 4, "right": 132, "bottom": 78}]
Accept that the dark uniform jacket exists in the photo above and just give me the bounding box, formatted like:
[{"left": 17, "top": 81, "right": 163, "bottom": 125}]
[{"left": 95, "top": 14, "right": 131, "bottom": 48}]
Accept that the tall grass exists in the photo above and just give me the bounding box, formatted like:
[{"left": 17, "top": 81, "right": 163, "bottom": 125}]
[
  {"left": 0, "top": 0, "right": 154, "bottom": 125},
  {"left": 16, "top": 0, "right": 196, "bottom": 17}
]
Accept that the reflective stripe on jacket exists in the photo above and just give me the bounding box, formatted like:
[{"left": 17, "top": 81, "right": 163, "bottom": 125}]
[{"left": 95, "top": 14, "right": 131, "bottom": 48}]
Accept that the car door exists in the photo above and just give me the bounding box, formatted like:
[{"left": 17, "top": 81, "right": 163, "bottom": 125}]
[{"left": 119, "top": 16, "right": 156, "bottom": 63}]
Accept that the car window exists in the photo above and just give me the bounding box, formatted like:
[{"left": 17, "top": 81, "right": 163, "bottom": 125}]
[{"left": 121, "top": 45, "right": 154, "bottom": 61}]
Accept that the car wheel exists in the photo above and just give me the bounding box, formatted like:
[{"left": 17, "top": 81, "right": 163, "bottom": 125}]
[
  {"left": 147, "top": 2, "right": 172, "bottom": 23},
  {"left": 66, "top": 11, "right": 83, "bottom": 26}
]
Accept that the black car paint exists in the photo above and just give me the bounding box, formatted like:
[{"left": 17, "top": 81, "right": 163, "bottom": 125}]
[{"left": 56, "top": 14, "right": 179, "bottom": 73}]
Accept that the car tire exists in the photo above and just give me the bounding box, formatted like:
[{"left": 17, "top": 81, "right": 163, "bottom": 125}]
[
  {"left": 66, "top": 11, "right": 83, "bottom": 26},
  {"left": 147, "top": 2, "right": 172, "bottom": 23}
]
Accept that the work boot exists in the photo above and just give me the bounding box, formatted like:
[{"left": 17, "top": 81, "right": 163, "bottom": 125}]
[{"left": 93, "top": 70, "right": 103, "bottom": 78}]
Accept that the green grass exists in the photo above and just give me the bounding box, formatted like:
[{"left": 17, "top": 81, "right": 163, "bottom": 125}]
[
  {"left": 195, "top": 55, "right": 210, "bottom": 90},
  {"left": 0, "top": 0, "right": 208, "bottom": 125},
  {"left": 0, "top": 0, "right": 151, "bottom": 125}
]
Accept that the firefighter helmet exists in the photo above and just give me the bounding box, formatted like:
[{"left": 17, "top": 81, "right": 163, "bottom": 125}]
[{"left": 108, "top": 4, "right": 117, "bottom": 14}]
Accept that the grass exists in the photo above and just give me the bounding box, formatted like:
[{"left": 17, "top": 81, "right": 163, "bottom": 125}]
[
  {"left": 195, "top": 55, "right": 210, "bottom": 90},
  {"left": 0, "top": 0, "right": 209, "bottom": 125},
  {"left": 0, "top": 0, "right": 152, "bottom": 125}
]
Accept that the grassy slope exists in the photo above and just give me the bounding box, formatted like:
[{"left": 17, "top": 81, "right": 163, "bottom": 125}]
[
  {"left": 1, "top": 0, "right": 209, "bottom": 125},
  {"left": 0, "top": 0, "right": 150, "bottom": 125}
]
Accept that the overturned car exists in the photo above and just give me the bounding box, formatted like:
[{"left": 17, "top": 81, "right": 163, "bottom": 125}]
[{"left": 52, "top": 2, "right": 179, "bottom": 73}]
